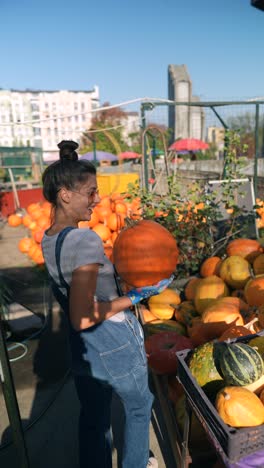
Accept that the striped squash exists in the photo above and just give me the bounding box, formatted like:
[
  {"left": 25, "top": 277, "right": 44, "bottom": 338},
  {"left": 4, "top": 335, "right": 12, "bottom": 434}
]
[{"left": 218, "top": 342, "right": 264, "bottom": 386}]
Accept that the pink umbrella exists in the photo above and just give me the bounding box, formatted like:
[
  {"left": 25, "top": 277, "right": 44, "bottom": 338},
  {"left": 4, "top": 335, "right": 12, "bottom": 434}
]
[
  {"left": 169, "top": 138, "right": 209, "bottom": 152},
  {"left": 118, "top": 151, "right": 142, "bottom": 159}
]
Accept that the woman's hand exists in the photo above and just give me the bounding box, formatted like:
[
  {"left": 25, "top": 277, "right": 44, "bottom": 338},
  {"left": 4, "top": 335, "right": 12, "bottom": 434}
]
[{"left": 126, "top": 275, "right": 174, "bottom": 305}]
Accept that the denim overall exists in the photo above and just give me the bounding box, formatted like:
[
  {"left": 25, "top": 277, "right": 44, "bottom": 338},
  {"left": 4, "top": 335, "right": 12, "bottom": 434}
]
[{"left": 49, "top": 227, "right": 154, "bottom": 468}]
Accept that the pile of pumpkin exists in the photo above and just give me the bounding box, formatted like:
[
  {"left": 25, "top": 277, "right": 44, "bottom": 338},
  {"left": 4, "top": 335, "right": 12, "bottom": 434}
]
[
  {"left": 142, "top": 237, "right": 264, "bottom": 445},
  {"left": 6, "top": 193, "right": 142, "bottom": 265}
]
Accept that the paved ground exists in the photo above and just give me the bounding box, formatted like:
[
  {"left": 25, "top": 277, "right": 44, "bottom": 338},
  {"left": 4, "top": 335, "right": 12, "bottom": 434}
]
[{"left": 0, "top": 223, "right": 176, "bottom": 468}]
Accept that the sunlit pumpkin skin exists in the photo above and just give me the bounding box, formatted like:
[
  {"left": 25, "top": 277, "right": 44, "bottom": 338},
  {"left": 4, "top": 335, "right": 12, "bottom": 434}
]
[
  {"left": 226, "top": 238, "right": 263, "bottom": 264},
  {"left": 216, "top": 342, "right": 264, "bottom": 386},
  {"left": 194, "top": 275, "right": 229, "bottom": 315},
  {"left": 113, "top": 220, "right": 179, "bottom": 287},
  {"left": 8, "top": 214, "right": 22, "bottom": 227},
  {"left": 18, "top": 237, "right": 34, "bottom": 253},
  {"left": 184, "top": 277, "right": 201, "bottom": 301},
  {"left": 216, "top": 386, "right": 264, "bottom": 427},
  {"left": 148, "top": 288, "right": 181, "bottom": 320},
  {"left": 217, "top": 296, "right": 249, "bottom": 313},
  {"left": 201, "top": 302, "right": 244, "bottom": 327},
  {"left": 219, "top": 255, "right": 251, "bottom": 289},
  {"left": 187, "top": 320, "right": 239, "bottom": 347},
  {"left": 200, "top": 256, "right": 222, "bottom": 278},
  {"left": 92, "top": 223, "right": 112, "bottom": 242},
  {"left": 140, "top": 305, "right": 157, "bottom": 323},
  {"left": 218, "top": 325, "right": 253, "bottom": 342},
  {"left": 244, "top": 275, "right": 264, "bottom": 307},
  {"left": 253, "top": 253, "right": 264, "bottom": 275}
]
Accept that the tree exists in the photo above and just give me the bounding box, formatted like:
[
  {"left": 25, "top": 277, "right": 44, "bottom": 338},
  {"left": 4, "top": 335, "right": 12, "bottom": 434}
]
[
  {"left": 226, "top": 112, "right": 264, "bottom": 159},
  {"left": 80, "top": 102, "right": 127, "bottom": 154}
]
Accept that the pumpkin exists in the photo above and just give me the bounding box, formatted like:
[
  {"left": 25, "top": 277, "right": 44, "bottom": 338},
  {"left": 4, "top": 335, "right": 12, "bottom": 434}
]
[
  {"left": 87, "top": 210, "right": 99, "bottom": 228},
  {"left": 260, "top": 387, "right": 264, "bottom": 404},
  {"left": 18, "top": 237, "right": 34, "bottom": 253},
  {"left": 218, "top": 325, "right": 253, "bottom": 342},
  {"left": 113, "top": 219, "right": 179, "bottom": 287},
  {"left": 184, "top": 277, "right": 201, "bottom": 301},
  {"left": 174, "top": 301, "right": 199, "bottom": 326},
  {"left": 145, "top": 319, "right": 186, "bottom": 336},
  {"left": 144, "top": 331, "right": 193, "bottom": 375},
  {"left": 8, "top": 213, "right": 22, "bottom": 227},
  {"left": 148, "top": 288, "right": 181, "bottom": 320},
  {"left": 188, "top": 341, "right": 222, "bottom": 388},
  {"left": 215, "top": 386, "right": 264, "bottom": 427},
  {"left": 187, "top": 320, "right": 240, "bottom": 347},
  {"left": 248, "top": 335, "right": 264, "bottom": 359},
  {"left": 140, "top": 305, "right": 157, "bottom": 323},
  {"left": 215, "top": 342, "right": 264, "bottom": 386},
  {"left": 200, "top": 256, "right": 221, "bottom": 277},
  {"left": 244, "top": 275, "right": 264, "bottom": 307},
  {"left": 201, "top": 300, "right": 244, "bottom": 328},
  {"left": 106, "top": 212, "right": 124, "bottom": 232},
  {"left": 194, "top": 275, "right": 229, "bottom": 315},
  {"left": 226, "top": 238, "right": 263, "bottom": 263},
  {"left": 219, "top": 255, "right": 251, "bottom": 289},
  {"left": 253, "top": 253, "right": 264, "bottom": 275},
  {"left": 92, "top": 223, "right": 112, "bottom": 241}
]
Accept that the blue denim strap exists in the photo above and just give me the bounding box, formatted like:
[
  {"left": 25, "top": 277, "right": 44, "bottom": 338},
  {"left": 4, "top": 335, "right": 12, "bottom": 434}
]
[{"left": 48, "top": 227, "right": 76, "bottom": 311}]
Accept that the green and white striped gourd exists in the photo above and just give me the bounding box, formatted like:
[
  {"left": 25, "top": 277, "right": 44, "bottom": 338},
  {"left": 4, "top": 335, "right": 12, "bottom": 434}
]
[{"left": 218, "top": 342, "right": 264, "bottom": 386}]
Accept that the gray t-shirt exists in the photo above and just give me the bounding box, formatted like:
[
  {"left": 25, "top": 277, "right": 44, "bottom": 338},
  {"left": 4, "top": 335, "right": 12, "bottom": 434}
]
[{"left": 42, "top": 228, "right": 125, "bottom": 322}]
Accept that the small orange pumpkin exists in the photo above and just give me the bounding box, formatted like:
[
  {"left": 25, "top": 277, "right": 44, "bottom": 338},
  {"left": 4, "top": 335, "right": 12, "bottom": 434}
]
[
  {"left": 244, "top": 275, "right": 264, "bottom": 307},
  {"left": 8, "top": 214, "right": 22, "bottom": 227},
  {"left": 200, "top": 256, "right": 221, "bottom": 277}
]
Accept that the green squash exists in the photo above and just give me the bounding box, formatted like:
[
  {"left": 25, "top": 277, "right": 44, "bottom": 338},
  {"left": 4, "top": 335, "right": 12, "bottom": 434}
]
[
  {"left": 188, "top": 341, "right": 222, "bottom": 388},
  {"left": 217, "top": 342, "right": 264, "bottom": 386}
]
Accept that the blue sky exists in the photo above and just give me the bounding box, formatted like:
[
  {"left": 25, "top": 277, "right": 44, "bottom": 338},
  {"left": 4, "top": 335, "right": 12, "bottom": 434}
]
[{"left": 0, "top": 0, "right": 264, "bottom": 106}]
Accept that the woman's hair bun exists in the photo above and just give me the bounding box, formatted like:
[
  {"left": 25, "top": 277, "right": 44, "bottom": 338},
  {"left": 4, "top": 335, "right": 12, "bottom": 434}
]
[{"left": 58, "top": 140, "right": 79, "bottom": 161}]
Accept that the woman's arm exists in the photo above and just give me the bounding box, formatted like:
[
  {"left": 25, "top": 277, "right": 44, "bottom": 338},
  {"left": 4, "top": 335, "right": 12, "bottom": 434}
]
[{"left": 69, "top": 263, "right": 133, "bottom": 330}]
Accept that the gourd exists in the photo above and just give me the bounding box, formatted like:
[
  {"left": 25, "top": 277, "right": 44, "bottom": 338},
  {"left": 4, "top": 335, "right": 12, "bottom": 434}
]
[
  {"left": 188, "top": 341, "right": 222, "bottom": 388},
  {"left": 113, "top": 219, "right": 179, "bottom": 287},
  {"left": 145, "top": 319, "right": 186, "bottom": 336},
  {"left": 219, "top": 255, "right": 251, "bottom": 289},
  {"left": 216, "top": 386, "right": 264, "bottom": 427},
  {"left": 226, "top": 238, "right": 263, "bottom": 263},
  {"left": 148, "top": 288, "right": 181, "bottom": 320},
  {"left": 218, "top": 325, "right": 253, "bottom": 342},
  {"left": 215, "top": 342, "right": 264, "bottom": 386},
  {"left": 194, "top": 275, "right": 229, "bottom": 314}
]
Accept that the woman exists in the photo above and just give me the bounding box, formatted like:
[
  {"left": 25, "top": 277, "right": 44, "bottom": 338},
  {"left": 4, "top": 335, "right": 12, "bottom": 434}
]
[{"left": 41, "top": 140, "right": 172, "bottom": 468}]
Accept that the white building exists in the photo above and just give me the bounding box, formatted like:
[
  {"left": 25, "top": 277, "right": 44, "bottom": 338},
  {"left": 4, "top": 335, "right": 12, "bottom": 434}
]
[{"left": 0, "top": 86, "right": 100, "bottom": 161}]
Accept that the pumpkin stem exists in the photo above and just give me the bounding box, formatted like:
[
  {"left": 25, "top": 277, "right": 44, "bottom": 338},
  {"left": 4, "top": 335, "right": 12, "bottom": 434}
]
[
  {"left": 124, "top": 217, "right": 137, "bottom": 228},
  {"left": 223, "top": 392, "right": 231, "bottom": 400}
]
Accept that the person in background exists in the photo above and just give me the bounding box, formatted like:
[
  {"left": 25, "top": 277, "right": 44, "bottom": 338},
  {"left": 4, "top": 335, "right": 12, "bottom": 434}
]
[{"left": 41, "top": 140, "right": 173, "bottom": 468}]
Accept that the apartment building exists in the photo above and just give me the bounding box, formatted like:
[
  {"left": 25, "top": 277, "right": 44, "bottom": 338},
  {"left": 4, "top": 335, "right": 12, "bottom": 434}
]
[{"left": 0, "top": 86, "right": 100, "bottom": 160}]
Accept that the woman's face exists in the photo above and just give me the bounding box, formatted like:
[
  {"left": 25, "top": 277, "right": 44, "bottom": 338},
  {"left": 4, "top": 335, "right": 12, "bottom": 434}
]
[{"left": 67, "top": 175, "right": 101, "bottom": 222}]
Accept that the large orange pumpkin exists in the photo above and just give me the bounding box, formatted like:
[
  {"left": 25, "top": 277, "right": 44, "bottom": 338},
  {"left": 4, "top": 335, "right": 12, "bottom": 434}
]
[
  {"left": 113, "top": 220, "right": 179, "bottom": 287},
  {"left": 226, "top": 238, "right": 263, "bottom": 263}
]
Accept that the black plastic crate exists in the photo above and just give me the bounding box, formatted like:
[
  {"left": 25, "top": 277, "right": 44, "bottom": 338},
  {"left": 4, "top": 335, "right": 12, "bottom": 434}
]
[{"left": 177, "top": 334, "right": 264, "bottom": 463}]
